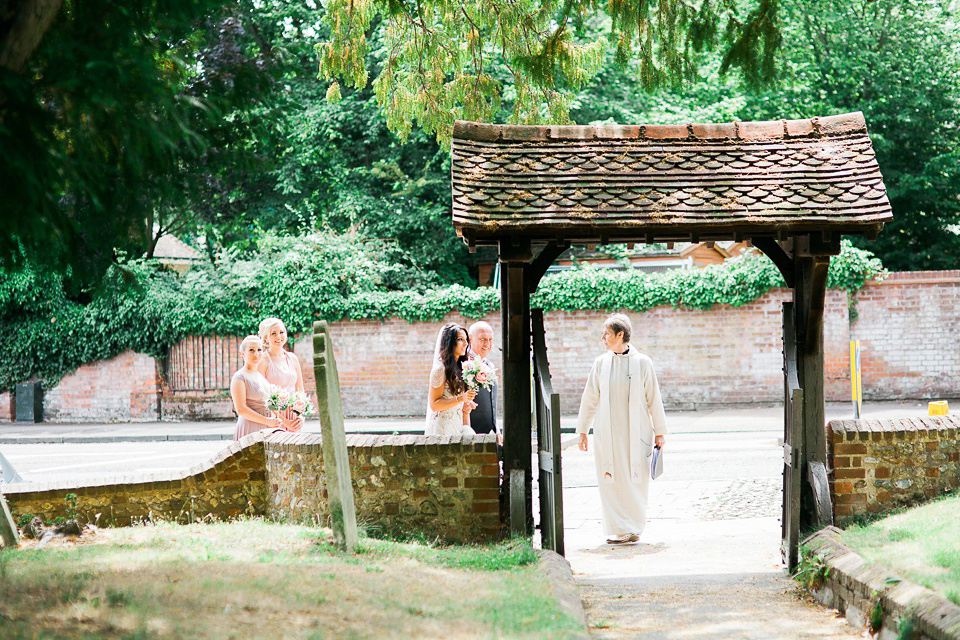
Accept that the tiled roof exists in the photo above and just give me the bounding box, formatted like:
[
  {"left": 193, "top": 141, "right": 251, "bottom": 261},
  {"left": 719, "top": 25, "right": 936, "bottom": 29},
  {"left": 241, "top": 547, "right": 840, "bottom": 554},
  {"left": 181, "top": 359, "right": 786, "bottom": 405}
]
[
  {"left": 451, "top": 112, "right": 892, "bottom": 245},
  {"left": 153, "top": 234, "right": 203, "bottom": 262}
]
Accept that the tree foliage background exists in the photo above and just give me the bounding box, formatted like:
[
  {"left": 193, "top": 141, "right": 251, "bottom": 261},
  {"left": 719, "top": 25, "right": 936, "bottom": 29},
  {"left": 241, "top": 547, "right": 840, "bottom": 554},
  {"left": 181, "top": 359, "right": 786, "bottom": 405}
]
[{"left": 0, "top": 0, "right": 958, "bottom": 386}]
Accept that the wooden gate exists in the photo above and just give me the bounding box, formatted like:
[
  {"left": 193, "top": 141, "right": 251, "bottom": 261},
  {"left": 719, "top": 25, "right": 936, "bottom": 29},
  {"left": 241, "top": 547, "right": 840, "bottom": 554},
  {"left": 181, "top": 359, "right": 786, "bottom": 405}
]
[
  {"left": 532, "top": 309, "right": 564, "bottom": 555},
  {"left": 782, "top": 302, "right": 803, "bottom": 571}
]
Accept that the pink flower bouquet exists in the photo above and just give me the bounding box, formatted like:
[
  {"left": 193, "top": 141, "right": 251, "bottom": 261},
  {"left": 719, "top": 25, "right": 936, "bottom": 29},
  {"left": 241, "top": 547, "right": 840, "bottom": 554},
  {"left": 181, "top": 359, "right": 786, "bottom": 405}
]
[
  {"left": 461, "top": 358, "right": 498, "bottom": 391},
  {"left": 288, "top": 390, "right": 315, "bottom": 417},
  {"left": 267, "top": 386, "right": 316, "bottom": 417}
]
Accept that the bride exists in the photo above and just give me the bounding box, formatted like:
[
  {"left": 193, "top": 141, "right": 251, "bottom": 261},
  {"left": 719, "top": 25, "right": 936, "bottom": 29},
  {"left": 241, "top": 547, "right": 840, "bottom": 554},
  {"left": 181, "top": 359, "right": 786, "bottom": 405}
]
[{"left": 425, "top": 323, "right": 477, "bottom": 436}]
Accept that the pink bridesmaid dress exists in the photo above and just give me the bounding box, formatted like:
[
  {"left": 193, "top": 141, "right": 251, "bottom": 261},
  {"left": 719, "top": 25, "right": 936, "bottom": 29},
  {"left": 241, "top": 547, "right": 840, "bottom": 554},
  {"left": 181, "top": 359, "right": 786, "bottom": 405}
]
[
  {"left": 232, "top": 369, "right": 276, "bottom": 440},
  {"left": 263, "top": 350, "right": 300, "bottom": 426}
]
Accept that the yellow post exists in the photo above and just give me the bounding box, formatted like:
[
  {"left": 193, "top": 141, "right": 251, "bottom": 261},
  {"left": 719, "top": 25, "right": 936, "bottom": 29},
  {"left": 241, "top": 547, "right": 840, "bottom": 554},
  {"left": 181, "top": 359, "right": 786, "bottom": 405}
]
[
  {"left": 929, "top": 401, "right": 949, "bottom": 416},
  {"left": 850, "top": 340, "right": 862, "bottom": 418}
]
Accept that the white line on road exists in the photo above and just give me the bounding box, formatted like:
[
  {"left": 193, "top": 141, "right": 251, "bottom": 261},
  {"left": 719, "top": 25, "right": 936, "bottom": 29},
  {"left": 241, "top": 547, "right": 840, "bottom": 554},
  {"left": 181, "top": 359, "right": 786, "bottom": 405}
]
[{"left": 27, "top": 452, "right": 211, "bottom": 474}]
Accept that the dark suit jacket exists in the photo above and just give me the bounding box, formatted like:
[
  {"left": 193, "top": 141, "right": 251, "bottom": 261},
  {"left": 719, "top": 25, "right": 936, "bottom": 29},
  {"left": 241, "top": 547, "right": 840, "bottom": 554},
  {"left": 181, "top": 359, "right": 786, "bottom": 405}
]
[{"left": 470, "top": 359, "right": 498, "bottom": 435}]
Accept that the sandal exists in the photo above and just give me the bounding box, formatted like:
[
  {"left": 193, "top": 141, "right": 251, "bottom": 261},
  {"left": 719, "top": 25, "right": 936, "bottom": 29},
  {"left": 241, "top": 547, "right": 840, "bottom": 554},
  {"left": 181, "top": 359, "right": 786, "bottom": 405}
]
[{"left": 606, "top": 533, "right": 640, "bottom": 545}]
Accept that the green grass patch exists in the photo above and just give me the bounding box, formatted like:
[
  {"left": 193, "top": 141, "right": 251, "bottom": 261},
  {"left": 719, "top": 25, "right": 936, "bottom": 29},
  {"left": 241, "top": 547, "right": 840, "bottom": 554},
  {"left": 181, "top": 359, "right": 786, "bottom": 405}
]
[
  {"left": 838, "top": 493, "right": 960, "bottom": 606},
  {"left": 389, "top": 537, "right": 540, "bottom": 571},
  {"left": 0, "top": 520, "right": 581, "bottom": 639}
]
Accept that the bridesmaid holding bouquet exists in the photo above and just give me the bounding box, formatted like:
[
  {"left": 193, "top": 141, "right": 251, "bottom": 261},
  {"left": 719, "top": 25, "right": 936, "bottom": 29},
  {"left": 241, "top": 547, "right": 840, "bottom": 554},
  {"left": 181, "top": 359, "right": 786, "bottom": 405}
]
[
  {"left": 257, "top": 317, "right": 306, "bottom": 432},
  {"left": 231, "top": 335, "right": 284, "bottom": 440}
]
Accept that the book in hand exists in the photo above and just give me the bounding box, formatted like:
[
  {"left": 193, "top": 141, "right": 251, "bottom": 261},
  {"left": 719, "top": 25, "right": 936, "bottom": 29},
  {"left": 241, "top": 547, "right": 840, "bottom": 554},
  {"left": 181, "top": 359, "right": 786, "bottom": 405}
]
[{"left": 651, "top": 445, "right": 664, "bottom": 480}]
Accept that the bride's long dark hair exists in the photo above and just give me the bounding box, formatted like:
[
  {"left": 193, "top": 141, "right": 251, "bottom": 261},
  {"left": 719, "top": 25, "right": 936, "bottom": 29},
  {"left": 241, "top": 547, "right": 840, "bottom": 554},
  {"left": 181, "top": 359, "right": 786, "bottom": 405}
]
[{"left": 437, "top": 323, "right": 469, "bottom": 394}]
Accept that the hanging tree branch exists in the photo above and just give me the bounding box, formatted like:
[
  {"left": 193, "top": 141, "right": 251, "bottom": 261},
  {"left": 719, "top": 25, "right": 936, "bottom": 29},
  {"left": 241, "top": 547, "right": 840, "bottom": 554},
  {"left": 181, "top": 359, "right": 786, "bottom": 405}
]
[{"left": 317, "top": 0, "right": 781, "bottom": 147}]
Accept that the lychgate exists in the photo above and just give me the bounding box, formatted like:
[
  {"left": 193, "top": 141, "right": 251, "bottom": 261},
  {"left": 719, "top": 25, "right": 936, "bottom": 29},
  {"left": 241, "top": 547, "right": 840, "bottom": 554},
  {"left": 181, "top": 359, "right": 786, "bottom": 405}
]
[{"left": 449, "top": 112, "right": 892, "bottom": 569}]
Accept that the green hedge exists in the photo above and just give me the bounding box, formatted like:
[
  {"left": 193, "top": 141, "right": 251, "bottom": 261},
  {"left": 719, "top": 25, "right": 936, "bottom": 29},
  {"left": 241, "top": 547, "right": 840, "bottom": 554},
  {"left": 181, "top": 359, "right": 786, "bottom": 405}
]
[{"left": 0, "top": 238, "right": 883, "bottom": 391}]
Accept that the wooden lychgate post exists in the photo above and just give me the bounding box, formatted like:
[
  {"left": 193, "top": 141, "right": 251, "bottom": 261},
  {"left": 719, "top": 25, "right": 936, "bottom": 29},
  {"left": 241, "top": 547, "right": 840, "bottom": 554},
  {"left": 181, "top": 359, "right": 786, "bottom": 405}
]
[{"left": 313, "top": 321, "right": 358, "bottom": 552}]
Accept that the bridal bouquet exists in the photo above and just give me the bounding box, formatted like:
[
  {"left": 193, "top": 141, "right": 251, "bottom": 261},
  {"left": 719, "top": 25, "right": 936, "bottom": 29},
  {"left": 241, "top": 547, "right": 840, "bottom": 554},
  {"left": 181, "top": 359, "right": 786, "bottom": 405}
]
[
  {"left": 267, "top": 385, "right": 316, "bottom": 417},
  {"left": 461, "top": 358, "right": 497, "bottom": 391}
]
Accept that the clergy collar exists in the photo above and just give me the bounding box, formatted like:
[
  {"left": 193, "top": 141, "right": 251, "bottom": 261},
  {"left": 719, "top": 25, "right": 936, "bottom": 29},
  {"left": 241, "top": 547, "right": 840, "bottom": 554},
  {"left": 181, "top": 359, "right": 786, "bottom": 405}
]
[{"left": 613, "top": 345, "right": 630, "bottom": 356}]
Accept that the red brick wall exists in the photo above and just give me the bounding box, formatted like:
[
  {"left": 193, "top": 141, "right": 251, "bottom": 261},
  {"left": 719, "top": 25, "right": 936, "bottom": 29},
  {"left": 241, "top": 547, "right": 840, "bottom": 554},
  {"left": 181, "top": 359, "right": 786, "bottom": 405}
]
[
  {"left": 42, "top": 351, "right": 161, "bottom": 422},
  {"left": 0, "top": 392, "right": 13, "bottom": 421},
  {"left": 4, "top": 271, "right": 956, "bottom": 422},
  {"left": 305, "top": 292, "right": 851, "bottom": 416},
  {"left": 849, "top": 271, "right": 960, "bottom": 400},
  {"left": 541, "top": 290, "right": 851, "bottom": 412}
]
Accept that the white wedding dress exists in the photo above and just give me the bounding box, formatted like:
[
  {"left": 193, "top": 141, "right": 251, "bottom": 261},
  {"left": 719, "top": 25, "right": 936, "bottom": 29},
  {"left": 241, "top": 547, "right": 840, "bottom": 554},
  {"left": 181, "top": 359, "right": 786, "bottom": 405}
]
[{"left": 425, "top": 364, "right": 472, "bottom": 436}]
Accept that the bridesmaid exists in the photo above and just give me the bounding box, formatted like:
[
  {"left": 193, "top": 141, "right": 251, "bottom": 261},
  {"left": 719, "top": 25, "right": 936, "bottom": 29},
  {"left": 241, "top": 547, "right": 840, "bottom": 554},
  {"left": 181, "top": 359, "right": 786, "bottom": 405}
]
[
  {"left": 257, "top": 317, "right": 306, "bottom": 432},
  {"left": 231, "top": 335, "right": 283, "bottom": 440}
]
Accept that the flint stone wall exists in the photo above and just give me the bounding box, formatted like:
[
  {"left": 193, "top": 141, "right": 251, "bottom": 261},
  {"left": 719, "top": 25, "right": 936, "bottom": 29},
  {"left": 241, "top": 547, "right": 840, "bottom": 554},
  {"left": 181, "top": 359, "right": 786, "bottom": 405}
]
[
  {"left": 2, "top": 432, "right": 502, "bottom": 544},
  {"left": 266, "top": 433, "right": 501, "bottom": 542},
  {"left": 1, "top": 434, "right": 268, "bottom": 526},
  {"left": 827, "top": 415, "right": 960, "bottom": 524}
]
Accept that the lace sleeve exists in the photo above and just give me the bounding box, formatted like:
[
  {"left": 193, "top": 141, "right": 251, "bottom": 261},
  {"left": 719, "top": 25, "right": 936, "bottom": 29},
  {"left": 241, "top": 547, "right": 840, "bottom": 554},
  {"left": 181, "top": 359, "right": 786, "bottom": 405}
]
[{"left": 429, "top": 364, "right": 446, "bottom": 389}]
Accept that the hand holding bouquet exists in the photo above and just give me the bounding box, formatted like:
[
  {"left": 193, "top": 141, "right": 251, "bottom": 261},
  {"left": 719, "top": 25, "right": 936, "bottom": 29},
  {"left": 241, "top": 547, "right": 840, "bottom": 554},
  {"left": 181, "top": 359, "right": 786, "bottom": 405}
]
[
  {"left": 267, "top": 385, "right": 316, "bottom": 417},
  {"left": 288, "top": 391, "right": 315, "bottom": 417},
  {"left": 461, "top": 358, "right": 498, "bottom": 391},
  {"left": 266, "top": 385, "right": 291, "bottom": 413}
]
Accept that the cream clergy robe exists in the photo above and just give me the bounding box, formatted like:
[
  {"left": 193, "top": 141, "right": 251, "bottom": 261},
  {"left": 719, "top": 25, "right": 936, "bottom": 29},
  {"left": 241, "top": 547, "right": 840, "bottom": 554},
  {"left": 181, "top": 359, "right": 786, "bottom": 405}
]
[{"left": 577, "top": 348, "right": 668, "bottom": 535}]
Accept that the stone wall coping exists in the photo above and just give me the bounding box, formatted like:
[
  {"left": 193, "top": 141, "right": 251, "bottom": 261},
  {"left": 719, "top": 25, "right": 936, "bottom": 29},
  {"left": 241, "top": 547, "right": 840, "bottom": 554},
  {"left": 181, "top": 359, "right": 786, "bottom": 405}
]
[
  {"left": 537, "top": 550, "right": 590, "bottom": 638},
  {"left": 828, "top": 415, "right": 960, "bottom": 434},
  {"left": 873, "top": 270, "right": 960, "bottom": 285},
  {"left": 263, "top": 430, "right": 499, "bottom": 452},
  {"left": 804, "top": 526, "right": 960, "bottom": 639}
]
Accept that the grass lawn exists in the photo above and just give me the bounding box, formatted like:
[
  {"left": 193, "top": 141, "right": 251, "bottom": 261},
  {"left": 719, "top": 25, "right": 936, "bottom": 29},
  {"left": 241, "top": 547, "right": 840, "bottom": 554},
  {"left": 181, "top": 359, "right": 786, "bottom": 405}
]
[
  {"left": 0, "top": 520, "right": 582, "bottom": 639},
  {"left": 838, "top": 493, "right": 960, "bottom": 605}
]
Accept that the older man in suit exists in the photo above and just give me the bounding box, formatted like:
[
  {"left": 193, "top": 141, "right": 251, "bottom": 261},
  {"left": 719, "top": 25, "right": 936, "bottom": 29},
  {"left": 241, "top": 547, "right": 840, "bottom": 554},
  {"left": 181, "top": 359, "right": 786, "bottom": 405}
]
[{"left": 464, "top": 321, "right": 499, "bottom": 439}]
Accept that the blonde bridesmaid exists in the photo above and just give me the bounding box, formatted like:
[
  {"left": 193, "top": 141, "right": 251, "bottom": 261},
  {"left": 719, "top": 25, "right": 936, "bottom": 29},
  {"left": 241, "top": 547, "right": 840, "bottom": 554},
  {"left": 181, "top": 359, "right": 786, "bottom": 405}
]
[
  {"left": 257, "top": 317, "right": 306, "bottom": 431},
  {"left": 231, "top": 335, "right": 283, "bottom": 440}
]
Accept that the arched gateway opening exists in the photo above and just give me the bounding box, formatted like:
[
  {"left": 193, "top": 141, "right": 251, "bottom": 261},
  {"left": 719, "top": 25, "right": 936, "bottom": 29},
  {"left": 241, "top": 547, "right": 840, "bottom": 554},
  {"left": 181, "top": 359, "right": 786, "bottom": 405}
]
[{"left": 449, "top": 113, "right": 892, "bottom": 569}]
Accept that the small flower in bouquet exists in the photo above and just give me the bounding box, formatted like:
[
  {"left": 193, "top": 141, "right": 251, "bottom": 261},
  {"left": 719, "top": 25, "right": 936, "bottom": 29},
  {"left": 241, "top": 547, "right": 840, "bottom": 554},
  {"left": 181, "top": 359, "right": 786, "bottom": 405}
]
[
  {"left": 289, "top": 390, "right": 316, "bottom": 417},
  {"left": 266, "top": 385, "right": 292, "bottom": 412},
  {"left": 461, "top": 358, "right": 498, "bottom": 391}
]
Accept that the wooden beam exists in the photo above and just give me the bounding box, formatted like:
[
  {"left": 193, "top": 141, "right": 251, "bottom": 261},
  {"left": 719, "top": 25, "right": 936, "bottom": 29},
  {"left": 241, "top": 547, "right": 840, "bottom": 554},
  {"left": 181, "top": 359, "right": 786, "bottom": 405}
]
[
  {"left": 526, "top": 241, "right": 571, "bottom": 293},
  {"left": 792, "top": 256, "right": 830, "bottom": 531},
  {"left": 801, "top": 257, "right": 830, "bottom": 354},
  {"left": 796, "top": 233, "right": 842, "bottom": 257},
  {"left": 751, "top": 237, "right": 795, "bottom": 287},
  {"left": 781, "top": 301, "right": 803, "bottom": 570}
]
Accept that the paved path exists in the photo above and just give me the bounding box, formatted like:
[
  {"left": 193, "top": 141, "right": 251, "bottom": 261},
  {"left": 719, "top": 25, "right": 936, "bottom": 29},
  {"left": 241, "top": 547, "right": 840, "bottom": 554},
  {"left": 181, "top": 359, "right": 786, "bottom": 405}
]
[{"left": 554, "top": 403, "right": 935, "bottom": 639}]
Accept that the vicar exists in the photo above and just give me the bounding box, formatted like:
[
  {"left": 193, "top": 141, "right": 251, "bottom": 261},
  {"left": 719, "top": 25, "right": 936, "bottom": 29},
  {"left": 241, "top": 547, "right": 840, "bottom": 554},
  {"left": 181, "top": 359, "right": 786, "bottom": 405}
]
[{"left": 464, "top": 321, "right": 498, "bottom": 438}]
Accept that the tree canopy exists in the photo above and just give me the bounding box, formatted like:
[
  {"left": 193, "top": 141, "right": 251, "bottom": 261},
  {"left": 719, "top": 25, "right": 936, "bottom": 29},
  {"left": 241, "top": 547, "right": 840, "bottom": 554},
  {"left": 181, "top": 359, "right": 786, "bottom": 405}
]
[
  {"left": 1, "top": 0, "right": 958, "bottom": 290},
  {"left": 317, "top": 0, "right": 781, "bottom": 146}
]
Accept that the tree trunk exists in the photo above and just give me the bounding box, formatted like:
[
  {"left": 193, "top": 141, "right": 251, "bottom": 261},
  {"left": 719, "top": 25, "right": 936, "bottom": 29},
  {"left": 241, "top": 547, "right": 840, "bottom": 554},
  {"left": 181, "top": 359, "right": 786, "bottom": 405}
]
[{"left": 0, "top": 0, "right": 64, "bottom": 74}]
